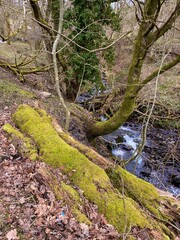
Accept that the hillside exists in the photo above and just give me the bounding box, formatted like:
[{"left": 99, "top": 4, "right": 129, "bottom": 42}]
[{"left": 0, "top": 40, "right": 180, "bottom": 239}]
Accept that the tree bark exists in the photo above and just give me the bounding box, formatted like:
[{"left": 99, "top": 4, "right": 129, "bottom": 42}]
[
  {"left": 52, "top": 0, "right": 70, "bottom": 130},
  {"left": 88, "top": 0, "right": 180, "bottom": 138},
  {"left": 29, "top": 0, "right": 53, "bottom": 36}
]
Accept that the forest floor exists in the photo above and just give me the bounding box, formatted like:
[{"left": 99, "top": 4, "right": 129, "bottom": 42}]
[
  {"left": 0, "top": 107, "right": 121, "bottom": 240},
  {"left": 0, "top": 42, "right": 179, "bottom": 239}
]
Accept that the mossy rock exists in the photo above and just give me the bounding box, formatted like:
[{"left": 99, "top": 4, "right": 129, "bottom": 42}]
[{"left": 106, "top": 166, "right": 162, "bottom": 217}]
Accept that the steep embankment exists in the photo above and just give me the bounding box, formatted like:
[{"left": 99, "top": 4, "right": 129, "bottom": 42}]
[
  {"left": 3, "top": 104, "right": 180, "bottom": 239},
  {"left": 0, "top": 110, "right": 121, "bottom": 239}
]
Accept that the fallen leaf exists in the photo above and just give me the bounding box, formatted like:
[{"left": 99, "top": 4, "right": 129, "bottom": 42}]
[
  {"left": 6, "top": 229, "right": 19, "bottom": 240},
  {"left": 80, "top": 223, "right": 89, "bottom": 236},
  {"left": 35, "top": 203, "right": 49, "bottom": 217},
  {"left": 19, "top": 197, "right": 25, "bottom": 204},
  {"left": 45, "top": 228, "right": 51, "bottom": 234}
]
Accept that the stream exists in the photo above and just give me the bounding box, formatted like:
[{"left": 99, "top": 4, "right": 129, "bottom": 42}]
[
  {"left": 76, "top": 84, "right": 180, "bottom": 196},
  {"left": 103, "top": 123, "right": 180, "bottom": 196}
]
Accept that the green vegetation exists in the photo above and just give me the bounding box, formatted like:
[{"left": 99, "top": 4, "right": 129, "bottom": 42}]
[
  {"left": 87, "top": 0, "right": 180, "bottom": 137},
  {"left": 61, "top": 0, "right": 120, "bottom": 99},
  {"left": 106, "top": 166, "right": 162, "bottom": 217},
  {"left": 3, "top": 123, "right": 38, "bottom": 161},
  {"left": 0, "top": 79, "right": 35, "bottom": 98},
  {"left": 0, "top": 1, "right": 179, "bottom": 238},
  {"left": 60, "top": 182, "right": 91, "bottom": 225},
  {"left": 11, "top": 104, "right": 153, "bottom": 232},
  {"left": 3, "top": 104, "right": 179, "bottom": 238}
]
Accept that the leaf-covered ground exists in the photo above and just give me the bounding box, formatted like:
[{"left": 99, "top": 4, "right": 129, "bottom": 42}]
[
  {"left": 0, "top": 109, "right": 120, "bottom": 240},
  {"left": 0, "top": 44, "right": 179, "bottom": 240}
]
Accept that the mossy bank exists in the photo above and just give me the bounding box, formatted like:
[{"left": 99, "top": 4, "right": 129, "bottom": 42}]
[{"left": 3, "top": 104, "right": 179, "bottom": 239}]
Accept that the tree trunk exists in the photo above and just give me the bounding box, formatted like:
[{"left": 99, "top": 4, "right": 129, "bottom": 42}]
[
  {"left": 87, "top": 24, "right": 147, "bottom": 137},
  {"left": 87, "top": 0, "right": 180, "bottom": 138},
  {"left": 52, "top": 0, "right": 70, "bottom": 131},
  {"left": 3, "top": 104, "right": 179, "bottom": 239}
]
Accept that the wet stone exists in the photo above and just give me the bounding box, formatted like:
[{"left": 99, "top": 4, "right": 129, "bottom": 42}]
[
  {"left": 140, "top": 170, "right": 151, "bottom": 178},
  {"left": 107, "top": 123, "right": 180, "bottom": 196},
  {"left": 122, "top": 144, "right": 133, "bottom": 151},
  {"left": 171, "top": 175, "right": 180, "bottom": 187},
  {"left": 115, "top": 136, "right": 124, "bottom": 144}
]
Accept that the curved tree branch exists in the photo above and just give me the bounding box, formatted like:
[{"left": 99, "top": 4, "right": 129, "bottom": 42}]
[
  {"left": 88, "top": 0, "right": 180, "bottom": 138},
  {"left": 147, "top": 0, "right": 180, "bottom": 45},
  {"left": 29, "top": 0, "right": 53, "bottom": 36},
  {"left": 139, "top": 54, "right": 180, "bottom": 91},
  {"left": 60, "top": 30, "right": 133, "bottom": 54}
]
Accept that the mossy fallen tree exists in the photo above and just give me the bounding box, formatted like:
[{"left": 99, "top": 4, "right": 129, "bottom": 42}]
[
  {"left": 3, "top": 104, "right": 180, "bottom": 239},
  {"left": 0, "top": 59, "right": 50, "bottom": 82}
]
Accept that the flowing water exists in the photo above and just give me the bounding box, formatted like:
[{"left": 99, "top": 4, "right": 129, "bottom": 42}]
[
  {"left": 76, "top": 92, "right": 180, "bottom": 196},
  {"left": 103, "top": 123, "right": 180, "bottom": 196}
]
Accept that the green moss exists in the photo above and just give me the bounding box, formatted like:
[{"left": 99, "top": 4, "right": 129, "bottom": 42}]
[
  {"left": 3, "top": 123, "right": 38, "bottom": 160},
  {"left": 72, "top": 209, "right": 91, "bottom": 225},
  {"left": 61, "top": 182, "right": 80, "bottom": 203},
  {"left": 160, "top": 223, "right": 175, "bottom": 239},
  {"left": 36, "top": 108, "right": 51, "bottom": 120},
  {"left": 51, "top": 181, "right": 91, "bottom": 225},
  {"left": 126, "top": 236, "right": 136, "bottom": 240},
  {"left": 154, "top": 119, "right": 180, "bottom": 130},
  {"left": 106, "top": 166, "right": 162, "bottom": 218},
  {"left": 0, "top": 80, "right": 35, "bottom": 98},
  {"left": 162, "top": 234, "right": 170, "bottom": 240},
  {"left": 41, "top": 168, "right": 91, "bottom": 225},
  {"left": 12, "top": 104, "right": 151, "bottom": 232},
  {"left": 51, "top": 184, "right": 64, "bottom": 201}
]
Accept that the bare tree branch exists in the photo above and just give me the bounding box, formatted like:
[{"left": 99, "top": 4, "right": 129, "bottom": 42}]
[
  {"left": 60, "top": 30, "right": 133, "bottom": 54},
  {"left": 147, "top": 0, "right": 180, "bottom": 44},
  {"left": 134, "top": 0, "right": 144, "bottom": 21},
  {"left": 139, "top": 54, "right": 180, "bottom": 90},
  {"left": 125, "top": 50, "right": 170, "bottom": 166},
  {"left": 52, "top": 0, "right": 70, "bottom": 131}
]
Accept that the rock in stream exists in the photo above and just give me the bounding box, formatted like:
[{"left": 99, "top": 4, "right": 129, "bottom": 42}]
[{"left": 103, "top": 123, "right": 180, "bottom": 196}]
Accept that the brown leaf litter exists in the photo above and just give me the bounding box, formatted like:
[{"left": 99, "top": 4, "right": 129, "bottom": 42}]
[{"left": 0, "top": 108, "right": 120, "bottom": 239}]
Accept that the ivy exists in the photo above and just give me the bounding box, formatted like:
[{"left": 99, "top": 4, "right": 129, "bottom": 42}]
[{"left": 52, "top": 0, "right": 121, "bottom": 99}]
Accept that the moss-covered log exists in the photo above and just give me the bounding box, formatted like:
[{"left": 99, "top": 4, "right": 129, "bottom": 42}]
[
  {"left": 35, "top": 163, "right": 92, "bottom": 225},
  {"left": 51, "top": 118, "right": 112, "bottom": 169},
  {"left": 3, "top": 123, "right": 38, "bottom": 161},
  {"left": 3, "top": 104, "right": 180, "bottom": 239}
]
